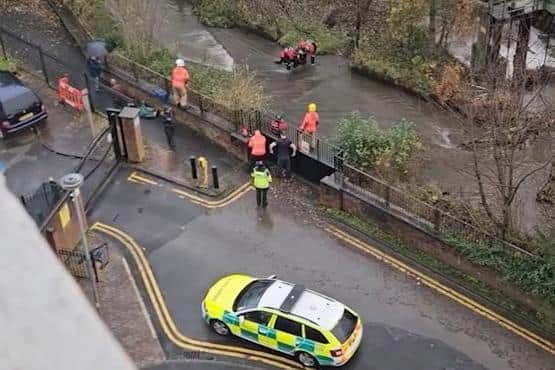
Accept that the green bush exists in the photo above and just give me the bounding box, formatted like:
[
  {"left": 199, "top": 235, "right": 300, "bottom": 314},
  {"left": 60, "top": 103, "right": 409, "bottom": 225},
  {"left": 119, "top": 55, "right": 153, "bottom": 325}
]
[
  {"left": 0, "top": 56, "right": 18, "bottom": 73},
  {"left": 278, "top": 24, "right": 349, "bottom": 54},
  {"left": 191, "top": 0, "right": 237, "bottom": 28},
  {"left": 336, "top": 112, "right": 421, "bottom": 176},
  {"left": 442, "top": 234, "right": 555, "bottom": 306},
  {"left": 352, "top": 49, "right": 432, "bottom": 94}
]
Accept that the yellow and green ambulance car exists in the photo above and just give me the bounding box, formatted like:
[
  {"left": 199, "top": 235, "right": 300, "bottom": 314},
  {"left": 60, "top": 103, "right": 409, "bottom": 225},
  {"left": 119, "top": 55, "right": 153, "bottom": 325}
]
[{"left": 202, "top": 274, "right": 363, "bottom": 368}]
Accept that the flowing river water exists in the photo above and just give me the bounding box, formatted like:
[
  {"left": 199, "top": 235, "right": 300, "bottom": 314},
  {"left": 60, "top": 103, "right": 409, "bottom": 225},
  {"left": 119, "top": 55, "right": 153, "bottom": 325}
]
[{"left": 156, "top": 0, "right": 553, "bottom": 231}]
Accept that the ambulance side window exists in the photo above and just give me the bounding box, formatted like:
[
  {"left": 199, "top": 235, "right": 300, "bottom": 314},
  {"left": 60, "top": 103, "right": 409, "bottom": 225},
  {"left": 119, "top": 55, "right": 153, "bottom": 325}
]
[
  {"left": 274, "top": 316, "right": 302, "bottom": 337},
  {"left": 304, "top": 326, "right": 329, "bottom": 344},
  {"left": 243, "top": 311, "right": 272, "bottom": 326}
]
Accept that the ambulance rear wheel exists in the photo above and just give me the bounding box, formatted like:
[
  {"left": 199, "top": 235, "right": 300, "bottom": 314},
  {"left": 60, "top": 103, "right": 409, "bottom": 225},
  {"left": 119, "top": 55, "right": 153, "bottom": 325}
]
[
  {"left": 296, "top": 351, "right": 317, "bottom": 368},
  {"left": 210, "top": 319, "right": 230, "bottom": 336}
]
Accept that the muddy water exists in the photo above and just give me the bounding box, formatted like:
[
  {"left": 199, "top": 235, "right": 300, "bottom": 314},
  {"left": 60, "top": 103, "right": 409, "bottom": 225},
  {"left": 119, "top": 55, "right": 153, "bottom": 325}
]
[
  {"left": 156, "top": 0, "right": 552, "bottom": 230},
  {"left": 153, "top": 0, "right": 233, "bottom": 70}
]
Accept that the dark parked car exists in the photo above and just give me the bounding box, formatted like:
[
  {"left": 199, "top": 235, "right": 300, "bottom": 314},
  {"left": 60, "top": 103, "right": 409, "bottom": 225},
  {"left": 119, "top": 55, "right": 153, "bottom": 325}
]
[{"left": 0, "top": 71, "right": 47, "bottom": 138}]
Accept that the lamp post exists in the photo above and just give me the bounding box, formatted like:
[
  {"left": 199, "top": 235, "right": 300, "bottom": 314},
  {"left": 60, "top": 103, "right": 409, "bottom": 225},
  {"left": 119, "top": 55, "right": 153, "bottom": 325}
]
[{"left": 60, "top": 173, "right": 100, "bottom": 309}]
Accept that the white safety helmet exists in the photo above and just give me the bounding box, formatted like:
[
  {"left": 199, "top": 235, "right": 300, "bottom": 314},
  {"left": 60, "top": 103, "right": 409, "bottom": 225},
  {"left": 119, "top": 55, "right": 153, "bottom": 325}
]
[{"left": 175, "top": 58, "right": 185, "bottom": 67}]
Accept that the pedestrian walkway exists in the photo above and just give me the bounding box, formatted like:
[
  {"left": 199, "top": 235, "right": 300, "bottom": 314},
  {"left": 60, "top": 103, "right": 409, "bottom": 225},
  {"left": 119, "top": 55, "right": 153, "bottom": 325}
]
[
  {"left": 137, "top": 115, "right": 248, "bottom": 196},
  {"left": 89, "top": 231, "right": 165, "bottom": 367}
]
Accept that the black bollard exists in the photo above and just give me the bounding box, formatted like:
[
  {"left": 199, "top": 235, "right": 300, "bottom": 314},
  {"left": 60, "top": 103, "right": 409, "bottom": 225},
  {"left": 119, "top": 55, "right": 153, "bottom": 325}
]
[
  {"left": 212, "top": 166, "right": 219, "bottom": 189},
  {"left": 189, "top": 156, "right": 197, "bottom": 179}
]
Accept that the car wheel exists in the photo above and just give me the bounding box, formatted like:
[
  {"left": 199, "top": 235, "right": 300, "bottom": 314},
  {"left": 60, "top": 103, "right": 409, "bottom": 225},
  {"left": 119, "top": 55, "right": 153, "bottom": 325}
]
[
  {"left": 210, "top": 319, "right": 230, "bottom": 336},
  {"left": 296, "top": 351, "right": 318, "bottom": 368}
]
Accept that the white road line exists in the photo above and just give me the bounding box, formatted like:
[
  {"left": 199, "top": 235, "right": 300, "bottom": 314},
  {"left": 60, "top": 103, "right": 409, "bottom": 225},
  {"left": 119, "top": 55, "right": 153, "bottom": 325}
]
[{"left": 122, "top": 257, "right": 159, "bottom": 341}]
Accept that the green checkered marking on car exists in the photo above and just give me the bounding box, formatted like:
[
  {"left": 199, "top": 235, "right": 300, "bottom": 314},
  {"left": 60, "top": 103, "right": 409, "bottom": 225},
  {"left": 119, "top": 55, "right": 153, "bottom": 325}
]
[
  {"left": 316, "top": 355, "right": 335, "bottom": 365},
  {"left": 258, "top": 326, "right": 276, "bottom": 339},
  {"left": 277, "top": 341, "right": 295, "bottom": 353},
  {"left": 240, "top": 329, "right": 259, "bottom": 341},
  {"left": 295, "top": 337, "right": 315, "bottom": 352},
  {"left": 222, "top": 311, "right": 240, "bottom": 326}
]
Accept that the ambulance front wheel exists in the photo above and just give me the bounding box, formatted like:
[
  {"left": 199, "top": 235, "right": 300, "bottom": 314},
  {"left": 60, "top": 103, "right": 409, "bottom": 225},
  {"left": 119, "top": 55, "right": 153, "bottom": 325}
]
[
  {"left": 210, "top": 319, "right": 230, "bottom": 336},
  {"left": 296, "top": 351, "right": 318, "bottom": 368}
]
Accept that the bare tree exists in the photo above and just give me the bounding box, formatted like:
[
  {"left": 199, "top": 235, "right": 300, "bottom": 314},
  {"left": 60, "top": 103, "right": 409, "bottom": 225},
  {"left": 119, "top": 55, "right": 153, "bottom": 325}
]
[
  {"left": 464, "top": 76, "right": 554, "bottom": 238},
  {"left": 104, "top": 0, "right": 164, "bottom": 62}
]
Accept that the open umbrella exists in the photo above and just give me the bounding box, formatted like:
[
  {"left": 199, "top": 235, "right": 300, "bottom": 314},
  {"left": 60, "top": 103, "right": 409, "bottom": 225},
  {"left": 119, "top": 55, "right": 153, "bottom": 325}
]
[{"left": 84, "top": 41, "right": 109, "bottom": 58}]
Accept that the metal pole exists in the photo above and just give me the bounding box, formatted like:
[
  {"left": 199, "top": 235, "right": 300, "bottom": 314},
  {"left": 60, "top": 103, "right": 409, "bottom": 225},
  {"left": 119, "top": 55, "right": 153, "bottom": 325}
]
[
  {"left": 73, "top": 187, "right": 100, "bottom": 308},
  {"left": 212, "top": 166, "right": 219, "bottom": 189},
  {"left": 190, "top": 156, "right": 197, "bottom": 179},
  {"left": 0, "top": 32, "right": 6, "bottom": 58},
  {"left": 38, "top": 47, "right": 50, "bottom": 86},
  {"left": 60, "top": 173, "right": 99, "bottom": 310}
]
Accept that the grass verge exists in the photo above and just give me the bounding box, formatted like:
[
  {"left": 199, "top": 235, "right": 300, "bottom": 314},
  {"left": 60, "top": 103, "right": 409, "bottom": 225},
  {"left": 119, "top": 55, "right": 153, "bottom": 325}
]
[{"left": 325, "top": 208, "right": 555, "bottom": 335}]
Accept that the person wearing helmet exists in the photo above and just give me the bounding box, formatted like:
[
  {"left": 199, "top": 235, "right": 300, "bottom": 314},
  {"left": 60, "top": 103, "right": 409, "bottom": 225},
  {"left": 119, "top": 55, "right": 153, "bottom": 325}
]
[
  {"left": 170, "top": 58, "right": 190, "bottom": 108},
  {"left": 270, "top": 114, "right": 288, "bottom": 136},
  {"left": 276, "top": 46, "right": 297, "bottom": 70},
  {"left": 251, "top": 161, "right": 272, "bottom": 208},
  {"left": 296, "top": 40, "right": 317, "bottom": 65},
  {"left": 299, "top": 103, "right": 319, "bottom": 151}
]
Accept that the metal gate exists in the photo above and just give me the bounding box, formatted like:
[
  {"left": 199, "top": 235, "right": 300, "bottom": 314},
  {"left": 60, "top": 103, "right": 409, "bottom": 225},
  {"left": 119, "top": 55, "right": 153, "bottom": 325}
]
[{"left": 20, "top": 181, "right": 66, "bottom": 226}]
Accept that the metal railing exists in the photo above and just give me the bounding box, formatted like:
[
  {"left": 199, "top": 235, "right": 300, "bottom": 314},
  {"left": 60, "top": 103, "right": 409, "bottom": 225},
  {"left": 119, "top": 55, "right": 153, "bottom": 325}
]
[
  {"left": 339, "top": 162, "right": 538, "bottom": 258},
  {"left": 0, "top": 26, "right": 85, "bottom": 89}
]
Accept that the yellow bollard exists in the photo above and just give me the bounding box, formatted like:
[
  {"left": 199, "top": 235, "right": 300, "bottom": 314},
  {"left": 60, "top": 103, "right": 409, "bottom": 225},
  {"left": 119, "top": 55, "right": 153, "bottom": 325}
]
[{"left": 197, "top": 156, "right": 209, "bottom": 188}]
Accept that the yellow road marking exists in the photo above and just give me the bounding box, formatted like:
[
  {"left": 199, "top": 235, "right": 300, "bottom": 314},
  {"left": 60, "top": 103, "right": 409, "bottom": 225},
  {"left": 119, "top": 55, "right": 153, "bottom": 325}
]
[
  {"left": 91, "top": 222, "right": 304, "bottom": 369},
  {"left": 325, "top": 225, "right": 555, "bottom": 356},
  {"left": 171, "top": 181, "right": 252, "bottom": 208},
  {"left": 128, "top": 171, "right": 158, "bottom": 185},
  {"left": 126, "top": 170, "right": 252, "bottom": 209},
  {"left": 127, "top": 177, "right": 148, "bottom": 185}
]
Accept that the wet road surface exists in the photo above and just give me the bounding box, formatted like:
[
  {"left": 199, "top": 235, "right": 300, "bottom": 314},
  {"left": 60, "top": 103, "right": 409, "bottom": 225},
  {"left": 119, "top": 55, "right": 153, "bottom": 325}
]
[{"left": 90, "top": 170, "right": 554, "bottom": 370}]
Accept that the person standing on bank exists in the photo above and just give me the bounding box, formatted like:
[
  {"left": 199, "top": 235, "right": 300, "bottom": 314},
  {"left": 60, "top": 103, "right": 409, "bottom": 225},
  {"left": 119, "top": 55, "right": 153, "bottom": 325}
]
[
  {"left": 299, "top": 102, "right": 319, "bottom": 151},
  {"left": 86, "top": 56, "right": 102, "bottom": 92},
  {"left": 269, "top": 133, "right": 296, "bottom": 178},
  {"left": 162, "top": 106, "right": 176, "bottom": 150},
  {"left": 251, "top": 161, "right": 272, "bottom": 208},
  {"left": 248, "top": 130, "right": 267, "bottom": 169},
  {"left": 171, "top": 59, "right": 189, "bottom": 109}
]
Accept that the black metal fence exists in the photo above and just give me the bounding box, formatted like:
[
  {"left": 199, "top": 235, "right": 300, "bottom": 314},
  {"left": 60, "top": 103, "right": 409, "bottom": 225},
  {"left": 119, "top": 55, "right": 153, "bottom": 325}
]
[
  {"left": 0, "top": 26, "right": 85, "bottom": 89},
  {"left": 20, "top": 181, "right": 66, "bottom": 226}
]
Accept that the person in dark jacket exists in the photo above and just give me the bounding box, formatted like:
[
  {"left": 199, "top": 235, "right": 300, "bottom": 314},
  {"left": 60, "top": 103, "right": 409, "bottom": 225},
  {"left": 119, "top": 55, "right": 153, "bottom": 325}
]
[
  {"left": 86, "top": 56, "right": 102, "bottom": 92},
  {"left": 269, "top": 133, "right": 296, "bottom": 178},
  {"left": 161, "top": 106, "right": 176, "bottom": 150}
]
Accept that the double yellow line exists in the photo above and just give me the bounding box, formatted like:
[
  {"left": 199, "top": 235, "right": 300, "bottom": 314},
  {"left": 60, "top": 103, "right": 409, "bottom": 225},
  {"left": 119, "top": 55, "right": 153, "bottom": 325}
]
[
  {"left": 325, "top": 225, "right": 555, "bottom": 356},
  {"left": 91, "top": 222, "right": 303, "bottom": 369},
  {"left": 127, "top": 171, "right": 252, "bottom": 209},
  {"left": 171, "top": 182, "right": 252, "bottom": 209},
  {"left": 128, "top": 171, "right": 159, "bottom": 185}
]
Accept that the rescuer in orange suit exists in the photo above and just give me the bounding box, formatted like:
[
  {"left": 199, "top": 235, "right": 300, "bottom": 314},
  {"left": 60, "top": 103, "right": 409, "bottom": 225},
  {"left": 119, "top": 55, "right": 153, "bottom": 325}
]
[
  {"left": 299, "top": 103, "right": 319, "bottom": 150},
  {"left": 248, "top": 130, "right": 267, "bottom": 170},
  {"left": 171, "top": 58, "right": 189, "bottom": 109}
]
